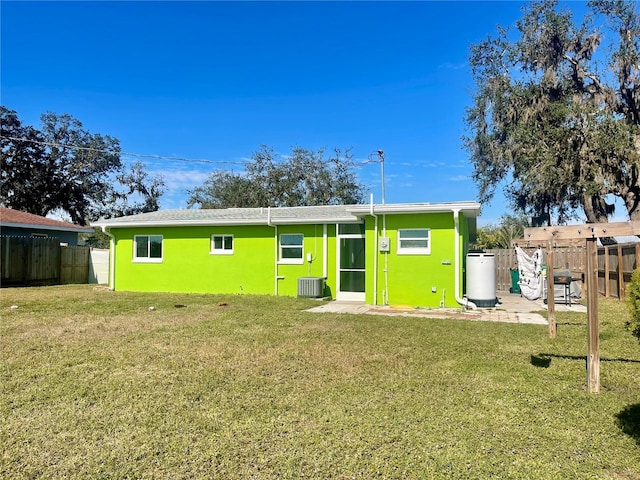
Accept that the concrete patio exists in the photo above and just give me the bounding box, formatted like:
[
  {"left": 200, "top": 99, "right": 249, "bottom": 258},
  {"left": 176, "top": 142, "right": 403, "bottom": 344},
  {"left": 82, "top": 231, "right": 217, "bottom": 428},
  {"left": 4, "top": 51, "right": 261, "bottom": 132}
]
[{"left": 305, "top": 291, "right": 587, "bottom": 325}]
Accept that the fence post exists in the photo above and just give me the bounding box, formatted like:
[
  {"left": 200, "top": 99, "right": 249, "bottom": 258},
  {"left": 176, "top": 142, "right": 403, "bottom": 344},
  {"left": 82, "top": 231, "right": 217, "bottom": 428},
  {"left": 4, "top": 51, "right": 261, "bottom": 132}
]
[
  {"left": 586, "top": 238, "right": 600, "bottom": 393},
  {"left": 604, "top": 246, "right": 610, "bottom": 298},
  {"left": 546, "top": 241, "right": 556, "bottom": 338},
  {"left": 617, "top": 244, "right": 625, "bottom": 300}
]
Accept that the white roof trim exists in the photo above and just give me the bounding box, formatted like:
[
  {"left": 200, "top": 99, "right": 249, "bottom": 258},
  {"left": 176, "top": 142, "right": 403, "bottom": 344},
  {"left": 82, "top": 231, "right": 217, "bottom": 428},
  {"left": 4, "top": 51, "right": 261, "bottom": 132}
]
[
  {"left": 92, "top": 202, "right": 481, "bottom": 229},
  {"left": 269, "top": 217, "right": 360, "bottom": 225},
  {"left": 93, "top": 217, "right": 361, "bottom": 228},
  {"left": 1, "top": 222, "right": 94, "bottom": 233},
  {"left": 93, "top": 219, "right": 266, "bottom": 228},
  {"left": 347, "top": 201, "right": 481, "bottom": 215}
]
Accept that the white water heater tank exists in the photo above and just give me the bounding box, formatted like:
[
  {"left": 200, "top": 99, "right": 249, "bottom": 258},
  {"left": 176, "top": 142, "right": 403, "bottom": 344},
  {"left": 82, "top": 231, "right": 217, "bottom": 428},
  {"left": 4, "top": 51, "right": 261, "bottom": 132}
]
[{"left": 466, "top": 252, "right": 497, "bottom": 307}]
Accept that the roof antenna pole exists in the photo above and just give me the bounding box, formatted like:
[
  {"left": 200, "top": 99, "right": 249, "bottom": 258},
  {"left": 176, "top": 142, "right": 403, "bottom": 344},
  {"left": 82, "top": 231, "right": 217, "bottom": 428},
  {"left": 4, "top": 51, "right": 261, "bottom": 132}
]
[{"left": 377, "top": 150, "right": 385, "bottom": 205}]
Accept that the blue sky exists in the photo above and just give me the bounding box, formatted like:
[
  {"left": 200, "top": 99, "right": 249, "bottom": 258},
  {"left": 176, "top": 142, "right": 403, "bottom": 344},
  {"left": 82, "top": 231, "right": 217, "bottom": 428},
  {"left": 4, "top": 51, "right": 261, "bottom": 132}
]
[{"left": 1, "top": 1, "right": 592, "bottom": 225}]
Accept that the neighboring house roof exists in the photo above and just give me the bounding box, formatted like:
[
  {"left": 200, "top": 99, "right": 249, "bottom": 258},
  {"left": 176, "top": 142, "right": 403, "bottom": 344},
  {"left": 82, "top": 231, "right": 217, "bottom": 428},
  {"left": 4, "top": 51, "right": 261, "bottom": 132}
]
[
  {"left": 92, "top": 202, "right": 481, "bottom": 228},
  {"left": 0, "top": 207, "right": 94, "bottom": 233}
]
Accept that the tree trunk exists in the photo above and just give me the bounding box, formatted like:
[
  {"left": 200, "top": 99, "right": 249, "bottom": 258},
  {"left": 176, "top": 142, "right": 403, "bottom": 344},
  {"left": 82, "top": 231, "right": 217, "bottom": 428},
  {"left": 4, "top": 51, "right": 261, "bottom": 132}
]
[
  {"left": 623, "top": 190, "right": 640, "bottom": 220},
  {"left": 582, "top": 194, "right": 609, "bottom": 223}
]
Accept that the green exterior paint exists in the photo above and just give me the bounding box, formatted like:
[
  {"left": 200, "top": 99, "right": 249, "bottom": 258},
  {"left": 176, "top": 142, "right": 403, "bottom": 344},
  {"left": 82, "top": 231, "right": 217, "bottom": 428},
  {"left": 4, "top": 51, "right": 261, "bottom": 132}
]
[
  {"left": 274, "top": 224, "right": 337, "bottom": 297},
  {"left": 363, "top": 212, "right": 471, "bottom": 308},
  {"left": 110, "top": 223, "right": 340, "bottom": 297},
  {"left": 106, "top": 209, "right": 475, "bottom": 308},
  {"left": 113, "top": 225, "right": 275, "bottom": 294},
  {"left": 458, "top": 212, "right": 471, "bottom": 300}
]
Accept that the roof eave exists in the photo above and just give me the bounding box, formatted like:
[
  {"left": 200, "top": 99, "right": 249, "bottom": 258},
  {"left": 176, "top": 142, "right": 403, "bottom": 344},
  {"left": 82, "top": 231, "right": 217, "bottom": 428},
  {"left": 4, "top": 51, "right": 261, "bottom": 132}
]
[
  {"left": 93, "top": 216, "right": 361, "bottom": 228},
  {"left": 92, "top": 219, "right": 269, "bottom": 228},
  {"left": 0, "top": 222, "right": 94, "bottom": 233},
  {"left": 271, "top": 217, "right": 360, "bottom": 225},
  {"left": 346, "top": 202, "right": 481, "bottom": 216}
]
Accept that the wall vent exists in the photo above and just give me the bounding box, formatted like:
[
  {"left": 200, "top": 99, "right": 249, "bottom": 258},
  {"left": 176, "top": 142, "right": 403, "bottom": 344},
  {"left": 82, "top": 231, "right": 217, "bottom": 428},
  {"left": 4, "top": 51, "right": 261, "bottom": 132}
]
[{"left": 297, "top": 277, "right": 324, "bottom": 298}]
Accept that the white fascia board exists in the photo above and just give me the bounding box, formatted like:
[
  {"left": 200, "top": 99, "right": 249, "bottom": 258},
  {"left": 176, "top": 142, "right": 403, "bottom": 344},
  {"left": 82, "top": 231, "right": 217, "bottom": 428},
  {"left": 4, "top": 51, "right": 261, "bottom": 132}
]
[
  {"left": 92, "top": 217, "right": 362, "bottom": 228},
  {"left": 2, "top": 222, "right": 94, "bottom": 233},
  {"left": 347, "top": 202, "right": 481, "bottom": 216},
  {"left": 271, "top": 217, "right": 360, "bottom": 225},
  {"left": 91, "top": 219, "right": 269, "bottom": 228}
]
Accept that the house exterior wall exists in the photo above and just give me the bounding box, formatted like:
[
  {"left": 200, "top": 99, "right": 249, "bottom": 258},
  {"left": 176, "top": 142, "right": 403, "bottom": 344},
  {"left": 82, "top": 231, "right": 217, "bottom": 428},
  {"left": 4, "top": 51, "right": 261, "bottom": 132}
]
[
  {"left": 273, "top": 223, "right": 338, "bottom": 298},
  {"left": 363, "top": 212, "right": 467, "bottom": 308},
  {"left": 110, "top": 224, "right": 340, "bottom": 296},
  {"left": 0, "top": 226, "right": 81, "bottom": 246},
  {"left": 107, "top": 212, "right": 472, "bottom": 308}
]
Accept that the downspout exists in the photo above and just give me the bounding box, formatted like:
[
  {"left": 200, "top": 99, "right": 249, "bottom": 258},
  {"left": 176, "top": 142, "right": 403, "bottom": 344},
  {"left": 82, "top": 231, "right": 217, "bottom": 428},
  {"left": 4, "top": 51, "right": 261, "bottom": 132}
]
[
  {"left": 382, "top": 212, "right": 389, "bottom": 305},
  {"left": 101, "top": 226, "right": 115, "bottom": 290},
  {"left": 267, "top": 207, "right": 279, "bottom": 296},
  {"left": 322, "top": 223, "right": 328, "bottom": 279},
  {"left": 453, "top": 209, "right": 477, "bottom": 309},
  {"left": 369, "top": 194, "right": 378, "bottom": 306}
]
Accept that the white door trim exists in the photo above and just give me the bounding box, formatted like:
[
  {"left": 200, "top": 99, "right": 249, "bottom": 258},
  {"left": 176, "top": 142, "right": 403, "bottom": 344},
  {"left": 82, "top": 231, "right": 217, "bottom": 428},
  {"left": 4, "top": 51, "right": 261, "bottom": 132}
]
[{"left": 336, "top": 230, "right": 366, "bottom": 302}]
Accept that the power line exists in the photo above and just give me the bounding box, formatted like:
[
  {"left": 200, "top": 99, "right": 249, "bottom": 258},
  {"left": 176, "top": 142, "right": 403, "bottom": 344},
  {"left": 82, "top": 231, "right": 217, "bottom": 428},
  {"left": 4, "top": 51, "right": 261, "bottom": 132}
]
[
  {"left": 0, "top": 134, "right": 389, "bottom": 168},
  {"left": 0, "top": 135, "right": 247, "bottom": 166}
]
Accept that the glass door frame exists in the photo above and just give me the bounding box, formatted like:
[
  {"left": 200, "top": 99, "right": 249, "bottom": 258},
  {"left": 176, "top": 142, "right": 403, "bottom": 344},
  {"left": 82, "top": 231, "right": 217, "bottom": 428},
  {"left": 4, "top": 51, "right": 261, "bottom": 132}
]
[{"left": 336, "top": 225, "right": 366, "bottom": 302}]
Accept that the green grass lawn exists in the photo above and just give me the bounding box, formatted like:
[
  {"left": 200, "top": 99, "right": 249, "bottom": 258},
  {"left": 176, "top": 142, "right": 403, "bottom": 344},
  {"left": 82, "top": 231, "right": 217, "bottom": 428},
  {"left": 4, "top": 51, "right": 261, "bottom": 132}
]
[{"left": 1, "top": 285, "right": 639, "bottom": 479}]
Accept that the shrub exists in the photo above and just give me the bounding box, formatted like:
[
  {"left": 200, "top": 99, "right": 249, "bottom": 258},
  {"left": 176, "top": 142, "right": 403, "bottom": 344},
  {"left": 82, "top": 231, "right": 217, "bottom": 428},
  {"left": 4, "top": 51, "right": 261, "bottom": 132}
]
[{"left": 626, "top": 268, "right": 640, "bottom": 342}]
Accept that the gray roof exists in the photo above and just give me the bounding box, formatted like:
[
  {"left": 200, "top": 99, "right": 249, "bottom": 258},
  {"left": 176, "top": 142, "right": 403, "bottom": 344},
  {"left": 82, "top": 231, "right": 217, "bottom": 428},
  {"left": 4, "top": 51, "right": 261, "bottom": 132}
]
[
  {"left": 92, "top": 201, "right": 481, "bottom": 228},
  {"left": 92, "top": 205, "right": 361, "bottom": 227}
]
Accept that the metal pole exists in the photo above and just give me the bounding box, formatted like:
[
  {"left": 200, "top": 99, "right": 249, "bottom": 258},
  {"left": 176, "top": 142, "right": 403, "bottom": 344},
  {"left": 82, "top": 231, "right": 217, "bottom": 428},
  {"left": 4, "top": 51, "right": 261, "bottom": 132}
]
[{"left": 378, "top": 150, "right": 385, "bottom": 204}]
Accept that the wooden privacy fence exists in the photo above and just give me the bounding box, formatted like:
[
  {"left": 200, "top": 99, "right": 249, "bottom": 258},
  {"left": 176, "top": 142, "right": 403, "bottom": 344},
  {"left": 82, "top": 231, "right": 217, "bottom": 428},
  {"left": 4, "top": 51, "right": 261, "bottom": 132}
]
[
  {"left": 486, "top": 242, "right": 639, "bottom": 300},
  {"left": 597, "top": 243, "right": 640, "bottom": 300},
  {"left": 1, "top": 236, "right": 90, "bottom": 287},
  {"left": 486, "top": 246, "right": 585, "bottom": 292}
]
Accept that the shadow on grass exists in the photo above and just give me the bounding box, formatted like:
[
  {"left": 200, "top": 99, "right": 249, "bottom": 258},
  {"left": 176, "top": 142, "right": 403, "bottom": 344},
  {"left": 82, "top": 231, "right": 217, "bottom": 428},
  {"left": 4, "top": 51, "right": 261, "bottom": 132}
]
[
  {"left": 617, "top": 404, "right": 640, "bottom": 445},
  {"left": 531, "top": 353, "right": 640, "bottom": 367},
  {"left": 530, "top": 355, "right": 551, "bottom": 368}
]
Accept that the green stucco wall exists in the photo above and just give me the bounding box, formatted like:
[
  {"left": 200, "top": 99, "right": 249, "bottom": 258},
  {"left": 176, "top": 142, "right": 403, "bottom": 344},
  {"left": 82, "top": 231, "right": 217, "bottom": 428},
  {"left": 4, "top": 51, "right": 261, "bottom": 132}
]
[
  {"left": 108, "top": 213, "right": 472, "bottom": 307},
  {"left": 273, "top": 224, "right": 336, "bottom": 297},
  {"left": 364, "top": 212, "right": 467, "bottom": 308},
  {"left": 110, "top": 224, "right": 339, "bottom": 297}
]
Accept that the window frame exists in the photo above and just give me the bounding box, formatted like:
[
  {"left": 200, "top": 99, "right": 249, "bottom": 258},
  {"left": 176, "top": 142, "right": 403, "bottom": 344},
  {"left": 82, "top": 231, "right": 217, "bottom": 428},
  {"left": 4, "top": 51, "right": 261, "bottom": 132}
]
[
  {"left": 210, "top": 234, "right": 234, "bottom": 255},
  {"left": 133, "top": 234, "right": 163, "bottom": 263},
  {"left": 279, "top": 233, "right": 304, "bottom": 264},
  {"left": 397, "top": 228, "right": 431, "bottom": 255}
]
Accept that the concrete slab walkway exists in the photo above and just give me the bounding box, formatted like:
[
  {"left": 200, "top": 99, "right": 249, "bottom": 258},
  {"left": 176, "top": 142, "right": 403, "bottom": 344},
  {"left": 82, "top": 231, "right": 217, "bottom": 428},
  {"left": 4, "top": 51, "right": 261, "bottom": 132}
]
[{"left": 305, "top": 291, "right": 587, "bottom": 325}]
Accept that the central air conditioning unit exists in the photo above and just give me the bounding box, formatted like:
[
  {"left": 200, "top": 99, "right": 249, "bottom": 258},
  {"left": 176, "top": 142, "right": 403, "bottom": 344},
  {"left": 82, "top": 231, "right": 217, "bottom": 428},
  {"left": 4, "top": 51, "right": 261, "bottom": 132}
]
[{"left": 297, "top": 277, "right": 324, "bottom": 298}]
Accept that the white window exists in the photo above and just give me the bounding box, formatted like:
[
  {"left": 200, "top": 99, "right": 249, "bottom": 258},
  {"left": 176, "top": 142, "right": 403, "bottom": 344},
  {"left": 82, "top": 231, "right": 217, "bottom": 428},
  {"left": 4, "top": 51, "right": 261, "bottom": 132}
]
[
  {"left": 279, "top": 233, "right": 303, "bottom": 264},
  {"left": 211, "top": 234, "right": 233, "bottom": 255},
  {"left": 397, "top": 229, "right": 430, "bottom": 255},
  {"left": 134, "top": 235, "right": 163, "bottom": 262}
]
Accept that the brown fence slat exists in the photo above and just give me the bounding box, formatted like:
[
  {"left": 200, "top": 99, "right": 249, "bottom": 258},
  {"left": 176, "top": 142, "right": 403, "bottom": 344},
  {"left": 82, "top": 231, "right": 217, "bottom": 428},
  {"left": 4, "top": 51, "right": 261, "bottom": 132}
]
[
  {"left": 0, "top": 236, "right": 89, "bottom": 287},
  {"left": 489, "top": 241, "right": 637, "bottom": 301},
  {"left": 61, "top": 246, "right": 90, "bottom": 284},
  {"left": 486, "top": 245, "right": 587, "bottom": 293}
]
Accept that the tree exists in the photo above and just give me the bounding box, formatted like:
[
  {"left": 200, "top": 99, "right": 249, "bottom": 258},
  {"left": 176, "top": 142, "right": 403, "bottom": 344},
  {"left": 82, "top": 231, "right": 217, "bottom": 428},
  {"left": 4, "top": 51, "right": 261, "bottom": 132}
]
[
  {"left": 0, "top": 108, "right": 48, "bottom": 215},
  {"left": 465, "top": 0, "right": 640, "bottom": 224},
  {"left": 187, "top": 145, "right": 365, "bottom": 208},
  {"left": 473, "top": 214, "right": 530, "bottom": 249},
  {"left": 82, "top": 227, "right": 111, "bottom": 249},
  {"left": 104, "top": 160, "right": 166, "bottom": 218},
  {"left": 0, "top": 107, "right": 164, "bottom": 224}
]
